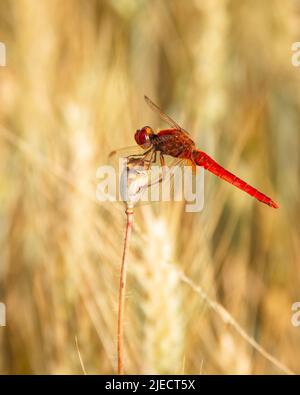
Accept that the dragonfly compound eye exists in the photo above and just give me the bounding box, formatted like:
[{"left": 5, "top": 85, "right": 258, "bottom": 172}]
[{"left": 134, "top": 126, "right": 153, "bottom": 149}]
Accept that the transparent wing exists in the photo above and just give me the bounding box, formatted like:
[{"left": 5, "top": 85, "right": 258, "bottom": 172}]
[
  {"left": 152, "top": 155, "right": 199, "bottom": 204},
  {"left": 144, "top": 95, "right": 190, "bottom": 136},
  {"left": 108, "top": 145, "right": 147, "bottom": 160},
  {"left": 108, "top": 145, "right": 154, "bottom": 178}
]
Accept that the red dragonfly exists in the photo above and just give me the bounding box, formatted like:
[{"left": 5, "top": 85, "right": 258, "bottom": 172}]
[{"left": 131, "top": 95, "right": 278, "bottom": 209}]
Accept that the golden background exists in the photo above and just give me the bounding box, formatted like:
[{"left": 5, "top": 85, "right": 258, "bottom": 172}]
[{"left": 0, "top": 0, "right": 299, "bottom": 374}]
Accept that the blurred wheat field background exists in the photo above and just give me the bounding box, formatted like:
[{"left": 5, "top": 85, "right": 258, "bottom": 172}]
[{"left": 0, "top": 0, "right": 299, "bottom": 374}]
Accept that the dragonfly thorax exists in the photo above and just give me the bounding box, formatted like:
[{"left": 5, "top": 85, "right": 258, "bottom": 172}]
[{"left": 134, "top": 126, "right": 154, "bottom": 149}]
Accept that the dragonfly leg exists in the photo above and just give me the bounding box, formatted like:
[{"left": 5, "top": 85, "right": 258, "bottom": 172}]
[
  {"left": 160, "top": 153, "right": 167, "bottom": 182},
  {"left": 126, "top": 147, "right": 156, "bottom": 168},
  {"left": 145, "top": 152, "right": 167, "bottom": 188},
  {"left": 127, "top": 147, "right": 153, "bottom": 160},
  {"left": 126, "top": 148, "right": 156, "bottom": 170},
  {"left": 144, "top": 150, "right": 157, "bottom": 170},
  {"left": 136, "top": 151, "right": 162, "bottom": 190}
]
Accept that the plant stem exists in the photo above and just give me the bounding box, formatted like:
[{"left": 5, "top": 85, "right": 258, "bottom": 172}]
[{"left": 117, "top": 206, "right": 134, "bottom": 374}]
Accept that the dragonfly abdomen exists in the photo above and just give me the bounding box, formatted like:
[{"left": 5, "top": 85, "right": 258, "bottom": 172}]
[{"left": 192, "top": 149, "right": 278, "bottom": 208}]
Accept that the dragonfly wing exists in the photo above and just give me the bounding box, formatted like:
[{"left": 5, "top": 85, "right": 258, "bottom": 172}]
[
  {"left": 144, "top": 95, "right": 190, "bottom": 136},
  {"left": 108, "top": 145, "right": 147, "bottom": 159},
  {"left": 108, "top": 145, "right": 152, "bottom": 174},
  {"left": 153, "top": 155, "right": 198, "bottom": 202}
]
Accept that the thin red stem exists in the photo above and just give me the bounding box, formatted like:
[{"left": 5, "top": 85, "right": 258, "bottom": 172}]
[{"left": 117, "top": 207, "right": 134, "bottom": 375}]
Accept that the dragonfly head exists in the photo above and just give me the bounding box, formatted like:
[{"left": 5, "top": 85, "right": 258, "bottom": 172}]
[{"left": 135, "top": 126, "right": 154, "bottom": 149}]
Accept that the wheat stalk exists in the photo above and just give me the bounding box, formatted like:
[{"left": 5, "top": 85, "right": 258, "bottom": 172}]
[
  {"left": 134, "top": 214, "right": 183, "bottom": 374},
  {"left": 117, "top": 158, "right": 151, "bottom": 374}
]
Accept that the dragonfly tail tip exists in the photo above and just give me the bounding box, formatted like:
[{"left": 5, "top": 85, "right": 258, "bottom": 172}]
[{"left": 270, "top": 201, "right": 279, "bottom": 209}]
